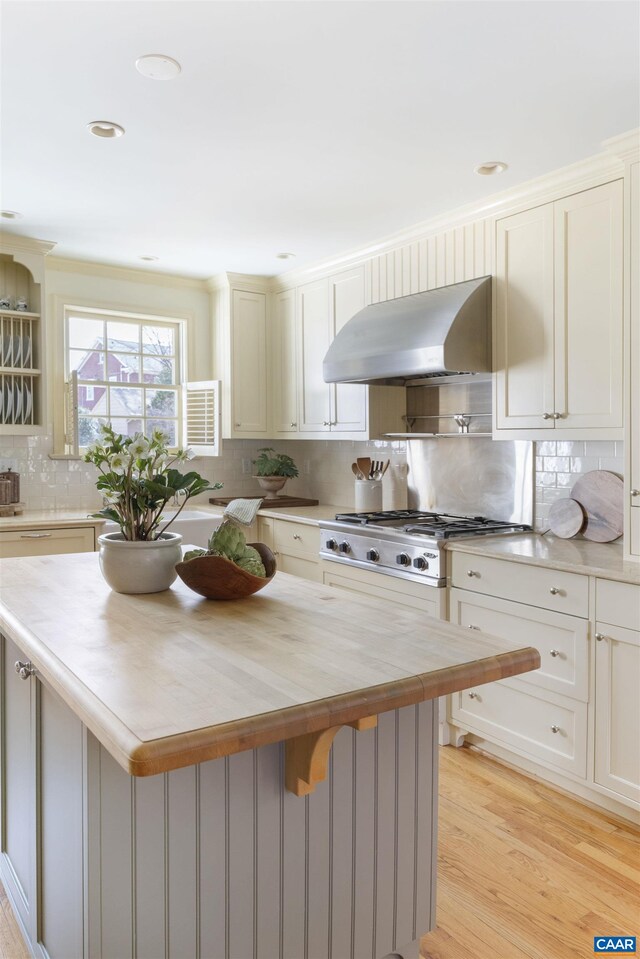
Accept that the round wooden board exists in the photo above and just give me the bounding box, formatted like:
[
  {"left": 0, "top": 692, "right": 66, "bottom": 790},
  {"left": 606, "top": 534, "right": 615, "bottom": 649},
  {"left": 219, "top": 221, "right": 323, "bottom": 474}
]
[
  {"left": 570, "top": 470, "right": 623, "bottom": 543},
  {"left": 548, "top": 498, "right": 586, "bottom": 538}
]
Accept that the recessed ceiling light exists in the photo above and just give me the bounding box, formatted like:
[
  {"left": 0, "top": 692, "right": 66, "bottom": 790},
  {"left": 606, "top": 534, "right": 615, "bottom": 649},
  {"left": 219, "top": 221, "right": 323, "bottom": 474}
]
[
  {"left": 276, "top": 252, "right": 296, "bottom": 260},
  {"left": 474, "top": 161, "right": 508, "bottom": 176},
  {"left": 87, "top": 121, "right": 125, "bottom": 139},
  {"left": 139, "top": 255, "right": 159, "bottom": 262},
  {"left": 0, "top": 210, "right": 23, "bottom": 219},
  {"left": 136, "top": 54, "right": 181, "bottom": 80}
]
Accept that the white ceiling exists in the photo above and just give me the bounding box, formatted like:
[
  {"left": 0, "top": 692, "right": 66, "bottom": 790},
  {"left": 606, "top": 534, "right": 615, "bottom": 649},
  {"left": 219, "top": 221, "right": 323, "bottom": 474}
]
[{"left": 1, "top": 1, "right": 638, "bottom": 279}]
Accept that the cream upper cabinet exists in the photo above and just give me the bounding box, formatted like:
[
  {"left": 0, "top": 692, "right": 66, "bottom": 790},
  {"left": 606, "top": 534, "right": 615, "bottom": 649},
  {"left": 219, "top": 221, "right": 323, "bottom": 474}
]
[
  {"left": 297, "top": 278, "right": 332, "bottom": 432},
  {"left": 272, "top": 289, "right": 298, "bottom": 434},
  {"left": 628, "top": 161, "right": 640, "bottom": 558},
  {"left": 329, "top": 268, "right": 367, "bottom": 432},
  {"left": 495, "top": 180, "right": 624, "bottom": 438},
  {"left": 212, "top": 276, "right": 269, "bottom": 439}
]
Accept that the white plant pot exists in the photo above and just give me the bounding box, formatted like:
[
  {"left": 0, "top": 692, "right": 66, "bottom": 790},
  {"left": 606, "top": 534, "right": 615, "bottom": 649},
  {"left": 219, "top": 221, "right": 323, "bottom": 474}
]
[
  {"left": 254, "top": 475, "right": 288, "bottom": 499},
  {"left": 97, "top": 531, "right": 183, "bottom": 594}
]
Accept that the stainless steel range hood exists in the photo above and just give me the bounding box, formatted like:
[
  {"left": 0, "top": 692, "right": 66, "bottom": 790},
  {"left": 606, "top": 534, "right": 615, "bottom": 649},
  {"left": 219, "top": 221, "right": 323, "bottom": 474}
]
[{"left": 323, "top": 275, "right": 491, "bottom": 385}]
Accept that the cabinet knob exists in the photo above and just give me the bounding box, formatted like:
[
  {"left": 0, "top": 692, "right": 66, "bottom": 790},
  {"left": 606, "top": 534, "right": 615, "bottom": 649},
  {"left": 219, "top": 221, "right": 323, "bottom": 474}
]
[
  {"left": 468, "top": 691, "right": 479, "bottom": 699},
  {"left": 631, "top": 489, "right": 640, "bottom": 497},
  {"left": 595, "top": 632, "right": 606, "bottom": 642},
  {"left": 466, "top": 569, "right": 480, "bottom": 578},
  {"left": 234, "top": 422, "right": 241, "bottom": 428},
  {"left": 549, "top": 648, "right": 560, "bottom": 657},
  {"left": 467, "top": 624, "right": 480, "bottom": 630},
  {"left": 550, "top": 724, "right": 561, "bottom": 734},
  {"left": 290, "top": 422, "right": 297, "bottom": 428},
  {"left": 293, "top": 534, "right": 301, "bottom": 541},
  {"left": 323, "top": 421, "right": 330, "bottom": 427},
  {"left": 542, "top": 413, "right": 553, "bottom": 420},
  {"left": 15, "top": 660, "right": 34, "bottom": 680},
  {"left": 549, "top": 586, "right": 563, "bottom": 595},
  {"left": 552, "top": 412, "right": 562, "bottom": 420}
]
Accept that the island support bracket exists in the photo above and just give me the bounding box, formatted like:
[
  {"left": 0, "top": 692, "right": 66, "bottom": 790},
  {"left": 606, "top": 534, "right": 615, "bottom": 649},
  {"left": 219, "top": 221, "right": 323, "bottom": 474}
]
[{"left": 285, "top": 715, "right": 378, "bottom": 796}]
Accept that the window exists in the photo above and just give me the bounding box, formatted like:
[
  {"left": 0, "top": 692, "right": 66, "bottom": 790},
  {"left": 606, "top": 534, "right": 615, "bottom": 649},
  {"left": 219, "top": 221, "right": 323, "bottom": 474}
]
[{"left": 65, "top": 308, "right": 183, "bottom": 448}]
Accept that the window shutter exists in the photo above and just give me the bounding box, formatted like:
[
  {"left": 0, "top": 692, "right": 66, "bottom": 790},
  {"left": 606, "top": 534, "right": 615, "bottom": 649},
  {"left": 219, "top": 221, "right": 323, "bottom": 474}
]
[{"left": 184, "top": 380, "right": 220, "bottom": 457}]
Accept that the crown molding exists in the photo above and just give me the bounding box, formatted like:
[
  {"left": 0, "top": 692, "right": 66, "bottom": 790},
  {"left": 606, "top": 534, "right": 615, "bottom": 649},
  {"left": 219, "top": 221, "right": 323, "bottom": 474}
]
[
  {"left": 0, "top": 233, "right": 56, "bottom": 257},
  {"left": 46, "top": 256, "right": 209, "bottom": 291},
  {"left": 603, "top": 127, "right": 640, "bottom": 164},
  {"left": 271, "top": 146, "right": 627, "bottom": 290},
  {"left": 206, "top": 272, "right": 272, "bottom": 293}
]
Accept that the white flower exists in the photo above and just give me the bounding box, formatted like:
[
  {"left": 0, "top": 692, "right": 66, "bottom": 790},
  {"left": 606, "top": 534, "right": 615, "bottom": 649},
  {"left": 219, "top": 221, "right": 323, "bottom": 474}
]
[
  {"left": 129, "top": 435, "right": 151, "bottom": 458},
  {"left": 109, "top": 452, "right": 130, "bottom": 474},
  {"left": 152, "top": 428, "right": 170, "bottom": 444},
  {"left": 176, "top": 447, "right": 195, "bottom": 462},
  {"left": 104, "top": 491, "right": 121, "bottom": 503}
]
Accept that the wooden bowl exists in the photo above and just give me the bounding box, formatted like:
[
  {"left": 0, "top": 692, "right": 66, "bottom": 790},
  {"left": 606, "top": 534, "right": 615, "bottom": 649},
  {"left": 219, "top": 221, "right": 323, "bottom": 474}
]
[{"left": 175, "top": 543, "right": 276, "bottom": 600}]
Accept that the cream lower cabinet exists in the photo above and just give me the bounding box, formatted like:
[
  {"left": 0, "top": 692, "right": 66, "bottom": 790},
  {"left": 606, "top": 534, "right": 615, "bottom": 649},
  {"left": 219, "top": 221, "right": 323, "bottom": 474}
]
[
  {"left": 627, "top": 160, "right": 640, "bottom": 557},
  {"left": 322, "top": 561, "right": 446, "bottom": 620},
  {"left": 593, "top": 579, "right": 640, "bottom": 805},
  {"left": 258, "top": 516, "right": 322, "bottom": 582},
  {"left": 0, "top": 525, "right": 96, "bottom": 558},
  {"left": 495, "top": 180, "right": 624, "bottom": 439},
  {"left": 448, "top": 550, "right": 640, "bottom": 818},
  {"left": 0, "top": 634, "right": 84, "bottom": 958}
]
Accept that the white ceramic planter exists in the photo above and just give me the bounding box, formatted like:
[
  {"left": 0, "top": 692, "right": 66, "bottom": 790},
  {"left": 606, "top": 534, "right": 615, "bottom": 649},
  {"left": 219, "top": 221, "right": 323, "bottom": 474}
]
[
  {"left": 97, "top": 531, "right": 183, "bottom": 594},
  {"left": 254, "top": 475, "right": 288, "bottom": 499}
]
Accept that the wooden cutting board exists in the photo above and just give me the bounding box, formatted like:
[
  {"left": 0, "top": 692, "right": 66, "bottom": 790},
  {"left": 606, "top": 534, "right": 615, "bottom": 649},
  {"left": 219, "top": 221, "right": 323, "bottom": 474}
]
[
  {"left": 548, "top": 498, "right": 586, "bottom": 538},
  {"left": 570, "top": 470, "right": 623, "bottom": 542},
  {"left": 209, "top": 495, "right": 319, "bottom": 508}
]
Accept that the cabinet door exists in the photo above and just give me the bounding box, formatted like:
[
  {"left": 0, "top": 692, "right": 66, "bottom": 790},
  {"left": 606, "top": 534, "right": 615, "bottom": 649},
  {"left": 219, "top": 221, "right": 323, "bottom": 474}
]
[
  {"left": 329, "top": 268, "right": 367, "bottom": 433},
  {"left": 231, "top": 290, "right": 267, "bottom": 435},
  {"left": 297, "top": 279, "right": 331, "bottom": 432},
  {"left": 594, "top": 622, "right": 640, "bottom": 804},
  {"left": 554, "top": 181, "right": 623, "bottom": 429},
  {"left": 629, "top": 162, "right": 640, "bottom": 515},
  {"left": 0, "top": 635, "right": 34, "bottom": 941},
  {"left": 495, "top": 204, "right": 555, "bottom": 430},
  {"left": 272, "top": 289, "right": 298, "bottom": 434},
  {"left": 0, "top": 525, "right": 95, "bottom": 558}
]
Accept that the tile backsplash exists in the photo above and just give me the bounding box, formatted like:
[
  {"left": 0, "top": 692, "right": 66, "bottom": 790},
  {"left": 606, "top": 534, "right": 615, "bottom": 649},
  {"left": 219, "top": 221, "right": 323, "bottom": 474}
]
[{"left": 0, "top": 432, "right": 624, "bottom": 534}]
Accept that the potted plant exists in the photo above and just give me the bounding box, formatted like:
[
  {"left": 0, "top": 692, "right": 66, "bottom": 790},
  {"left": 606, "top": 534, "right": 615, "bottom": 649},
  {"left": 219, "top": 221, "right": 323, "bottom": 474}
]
[
  {"left": 252, "top": 447, "right": 299, "bottom": 499},
  {"left": 85, "top": 424, "right": 222, "bottom": 593}
]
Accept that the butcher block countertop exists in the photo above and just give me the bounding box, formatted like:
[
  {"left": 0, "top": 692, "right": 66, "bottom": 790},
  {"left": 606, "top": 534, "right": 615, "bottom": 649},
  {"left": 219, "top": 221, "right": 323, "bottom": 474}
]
[
  {"left": 446, "top": 533, "right": 640, "bottom": 585},
  {"left": 0, "top": 552, "right": 539, "bottom": 777}
]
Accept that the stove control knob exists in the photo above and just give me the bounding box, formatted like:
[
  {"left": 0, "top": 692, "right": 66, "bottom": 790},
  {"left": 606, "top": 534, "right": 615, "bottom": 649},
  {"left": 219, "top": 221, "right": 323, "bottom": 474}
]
[
  {"left": 396, "top": 553, "right": 411, "bottom": 567},
  {"left": 338, "top": 541, "right": 351, "bottom": 554},
  {"left": 325, "top": 538, "right": 338, "bottom": 551},
  {"left": 413, "top": 556, "right": 429, "bottom": 570},
  {"left": 366, "top": 548, "right": 380, "bottom": 562}
]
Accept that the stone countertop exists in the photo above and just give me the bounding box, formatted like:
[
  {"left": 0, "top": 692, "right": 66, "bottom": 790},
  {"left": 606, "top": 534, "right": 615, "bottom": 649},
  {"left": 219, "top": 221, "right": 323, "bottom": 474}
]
[
  {"left": 446, "top": 533, "right": 640, "bottom": 585},
  {"left": 0, "top": 509, "right": 106, "bottom": 532},
  {"left": 202, "top": 502, "right": 349, "bottom": 526},
  {"left": 0, "top": 552, "right": 538, "bottom": 777}
]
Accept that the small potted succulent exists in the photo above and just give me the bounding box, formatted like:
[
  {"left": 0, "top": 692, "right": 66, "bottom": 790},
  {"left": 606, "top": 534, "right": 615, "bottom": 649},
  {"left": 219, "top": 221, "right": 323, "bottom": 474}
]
[{"left": 252, "top": 447, "right": 299, "bottom": 499}]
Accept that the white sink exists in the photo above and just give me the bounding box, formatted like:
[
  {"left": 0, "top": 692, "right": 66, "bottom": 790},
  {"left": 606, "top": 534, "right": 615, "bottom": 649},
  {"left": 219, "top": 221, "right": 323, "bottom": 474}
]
[{"left": 101, "top": 509, "right": 222, "bottom": 549}]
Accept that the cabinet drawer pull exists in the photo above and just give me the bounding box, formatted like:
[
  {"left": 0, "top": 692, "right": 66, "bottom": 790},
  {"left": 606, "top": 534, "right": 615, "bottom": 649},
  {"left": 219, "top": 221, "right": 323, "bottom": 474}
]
[
  {"left": 467, "top": 624, "right": 480, "bottom": 630},
  {"left": 468, "top": 691, "right": 479, "bottom": 699},
  {"left": 550, "top": 724, "right": 561, "bottom": 734},
  {"left": 552, "top": 412, "right": 562, "bottom": 420},
  {"left": 549, "top": 648, "right": 561, "bottom": 657},
  {"left": 549, "top": 586, "right": 563, "bottom": 596},
  {"left": 293, "top": 534, "right": 301, "bottom": 541},
  {"left": 14, "top": 660, "right": 34, "bottom": 680},
  {"left": 631, "top": 489, "right": 640, "bottom": 497},
  {"left": 20, "top": 532, "right": 52, "bottom": 539},
  {"left": 290, "top": 422, "right": 297, "bottom": 428},
  {"left": 466, "top": 569, "right": 480, "bottom": 578},
  {"left": 234, "top": 423, "right": 241, "bottom": 428},
  {"left": 595, "top": 632, "right": 606, "bottom": 642},
  {"left": 542, "top": 413, "right": 553, "bottom": 420}
]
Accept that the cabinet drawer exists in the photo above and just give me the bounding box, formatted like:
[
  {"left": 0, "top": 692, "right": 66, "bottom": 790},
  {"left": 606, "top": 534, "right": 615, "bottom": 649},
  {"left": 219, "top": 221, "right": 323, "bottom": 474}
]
[
  {"left": 450, "top": 680, "right": 587, "bottom": 777},
  {"left": 273, "top": 519, "right": 320, "bottom": 557},
  {"left": 595, "top": 579, "right": 640, "bottom": 632},
  {"left": 449, "top": 588, "right": 589, "bottom": 701},
  {"left": 0, "top": 527, "right": 95, "bottom": 558},
  {"left": 323, "top": 564, "right": 443, "bottom": 618},
  {"left": 450, "top": 552, "right": 588, "bottom": 618},
  {"left": 276, "top": 552, "right": 321, "bottom": 583}
]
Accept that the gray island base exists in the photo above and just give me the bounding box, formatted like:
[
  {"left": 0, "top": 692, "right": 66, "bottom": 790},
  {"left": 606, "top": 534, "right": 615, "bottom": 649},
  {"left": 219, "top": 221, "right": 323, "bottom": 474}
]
[{"left": 0, "top": 554, "right": 539, "bottom": 959}]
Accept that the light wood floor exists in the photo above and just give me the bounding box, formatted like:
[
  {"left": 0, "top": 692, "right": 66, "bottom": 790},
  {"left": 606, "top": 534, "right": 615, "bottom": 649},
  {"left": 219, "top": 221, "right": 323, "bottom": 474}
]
[{"left": 1, "top": 745, "right": 638, "bottom": 959}]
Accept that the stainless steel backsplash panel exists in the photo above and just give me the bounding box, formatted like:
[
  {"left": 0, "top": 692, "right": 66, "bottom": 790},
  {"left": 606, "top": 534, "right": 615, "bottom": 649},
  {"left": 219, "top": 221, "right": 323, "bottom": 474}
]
[{"left": 407, "top": 438, "right": 533, "bottom": 525}]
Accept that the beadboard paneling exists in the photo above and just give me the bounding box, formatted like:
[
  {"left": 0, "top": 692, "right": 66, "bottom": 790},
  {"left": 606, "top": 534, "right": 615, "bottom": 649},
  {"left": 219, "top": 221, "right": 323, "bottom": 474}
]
[
  {"left": 369, "top": 218, "right": 493, "bottom": 304},
  {"left": 86, "top": 702, "right": 438, "bottom": 959}
]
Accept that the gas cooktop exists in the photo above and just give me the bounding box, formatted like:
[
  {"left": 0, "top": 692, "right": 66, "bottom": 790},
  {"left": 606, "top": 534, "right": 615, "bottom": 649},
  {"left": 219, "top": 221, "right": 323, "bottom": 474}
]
[{"left": 332, "top": 509, "right": 531, "bottom": 540}]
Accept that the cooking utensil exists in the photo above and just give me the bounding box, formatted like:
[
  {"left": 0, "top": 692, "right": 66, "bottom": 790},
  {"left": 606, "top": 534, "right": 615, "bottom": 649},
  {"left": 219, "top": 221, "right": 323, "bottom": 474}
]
[
  {"left": 351, "top": 463, "right": 364, "bottom": 480},
  {"left": 548, "top": 498, "right": 586, "bottom": 538},
  {"left": 356, "top": 457, "right": 371, "bottom": 480},
  {"left": 381, "top": 459, "right": 390, "bottom": 477},
  {"left": 570, "top": 470, "right": 623, "bottom": 543}
]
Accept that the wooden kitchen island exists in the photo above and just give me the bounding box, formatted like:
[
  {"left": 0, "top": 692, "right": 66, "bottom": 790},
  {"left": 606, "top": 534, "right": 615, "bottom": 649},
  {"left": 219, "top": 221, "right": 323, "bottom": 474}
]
[{"left": 0, "top": 553, "right": 539, "bottom": 959}]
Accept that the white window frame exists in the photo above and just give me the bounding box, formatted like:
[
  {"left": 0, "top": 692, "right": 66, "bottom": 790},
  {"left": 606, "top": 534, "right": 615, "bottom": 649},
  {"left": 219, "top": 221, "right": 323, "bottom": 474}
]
[{"left": 56, "top": 302, "right": 188, "bottom": 453}]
